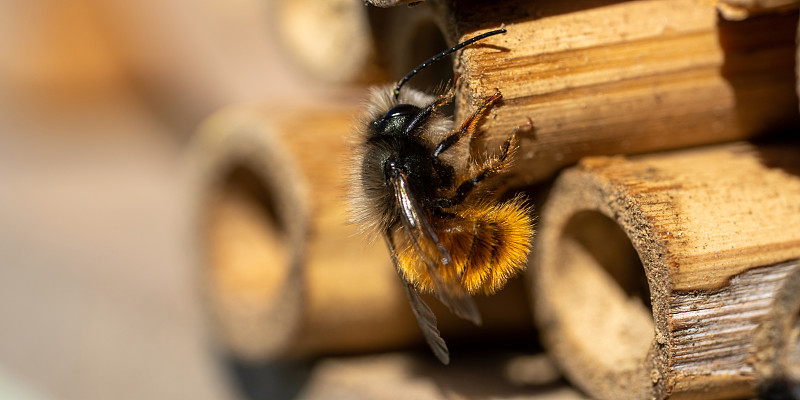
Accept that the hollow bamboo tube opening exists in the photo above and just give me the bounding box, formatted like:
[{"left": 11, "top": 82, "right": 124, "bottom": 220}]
[
  {"left": 781, "top": 293, "right": 800, "bottom": 393},
  {"left": 753, "top": 260, "right": 800, "bottom": 396},
  {"left": 205, "top": 163, "right": 299, "bottom": 359},
  {"left": 777, "top": 267, "right": 800, "bottom": 382},
  {"left": 557, "top": 211, "right": 653, "bottom": 373},
  {"left": 190, "top": 109, "right": 308, "bottom": 361},
  {"left": 533, "top": 142, "right": 800, "bottom": 399},
  {"left": 207, "top": 165, "right": 289, "bottom": 306},
  {"left": 392, "top": 18, "right": 450, "bottom": 91},
  {"left": 275, "top": 0, "right": 451, "bottom": 85},
  {"left": 787, "top": 309, "right": 800, "bottom": 384},
  {"left": 536, "top": 207, "right": 658, "bottom": 399},
  {"left": 276, "top": 0, "right": 377, "bottom": 84}
]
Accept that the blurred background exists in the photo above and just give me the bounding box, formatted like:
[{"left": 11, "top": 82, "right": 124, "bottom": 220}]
[
  {"left": 5, "top": 1, "right": 796, "bottom": 399},
  {"left": 0, "top": 0, "right": 317, "bottom": 399}
]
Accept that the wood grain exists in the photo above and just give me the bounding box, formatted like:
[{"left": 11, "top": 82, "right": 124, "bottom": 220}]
[
  {"left": 532, "top": 142, "right": 800, "bottom": 399},
  {"left": 443, "top": 0, "right": 799, "bottom": 185}
]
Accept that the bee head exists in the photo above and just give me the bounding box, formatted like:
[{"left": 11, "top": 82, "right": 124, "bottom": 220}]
[{"left": 370, "top": 103, "right": 422, "bottom": 136}]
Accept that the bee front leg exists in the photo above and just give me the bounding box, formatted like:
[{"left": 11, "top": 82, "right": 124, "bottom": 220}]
[
  {"left": 439, "top": 118, "right": 532, "bottom": 208},
  {"left": 432, "top": 90, "right": 502, "bottom": 158}
]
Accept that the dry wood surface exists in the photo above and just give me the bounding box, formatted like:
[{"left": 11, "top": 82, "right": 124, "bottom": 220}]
[
  {"left": 445, "top": 0, "right": 799, "bottom": 185},
  {"left": 533, "top": 142, "right": 800, "bottom": 399}
]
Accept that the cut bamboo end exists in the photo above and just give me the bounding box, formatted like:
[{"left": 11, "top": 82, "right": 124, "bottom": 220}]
[
  {"left": 188, "top": 106, "right": 308, "bottom": 361},
  {"left": 532, "top": 142, "right": 800, "bottom": 399},
  {"left": 446, "top": 1, "right": 799, "bottom": 185},
  {"left": 275, "top": 0, "right": 382, "bottom": 84},
  {"left": 717, "top": 0, "right": 800, "bottom": 20},
  {"left": 752, "top": 259, "right": 800, "bottom": 396},
  {"left": 274, "top": 0, "right": 450, "bottom": 86}
]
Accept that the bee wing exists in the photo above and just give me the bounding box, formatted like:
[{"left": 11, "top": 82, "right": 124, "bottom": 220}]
[
  {"left": 385, "top": 232, "right": 449, "bottom": 364},
  {"left": 388, "top": 169, "right": 482, "bottom": 326},
  {"left": 403, "top": 281, "right": 450, "bottom": 364}
]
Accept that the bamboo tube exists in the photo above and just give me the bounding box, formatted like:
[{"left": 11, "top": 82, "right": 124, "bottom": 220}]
[
  {"left": 366, "top": 0, "right": 419, "bottom": 7},
  {"left": 752, "top": 259, "right": 800, "bottom": 397},
  {"left": 531, "top": 142, "right": 800, "bottom": 399},
  {"left": 297, "top": 353, "right": 582, "bottom": 400},
  {"left": 717, "top": 0, "right": 800, "bottom": 20},
  {"left": 187, "top": 101, "right": 533, "bottom": 361},
  {"left": 443, "top": 0, "right": 799, "bottom": 186},
  {"left": 278, "top": 0, "right": 799, "bottom": 181},
  {"left": 274, "top": 0, "right": 385, "bottom": 84},
  {"left": 274, "top": 0, "right": 452, "bottom": 86}
]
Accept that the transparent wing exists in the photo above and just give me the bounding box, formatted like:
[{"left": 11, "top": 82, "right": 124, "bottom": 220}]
[
  {"left": 384, "top": 231, "right": 449, "bottom": 364},
  {"left": 388, "top": 168, "right": 481, "bottom": 326},
  {"left": 403, "top": 281, "right": 450, "bottom": 364}
]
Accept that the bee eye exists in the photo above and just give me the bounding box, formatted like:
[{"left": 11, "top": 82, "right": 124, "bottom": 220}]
[
  {"left": 371, "top": 104, "right": 421, "bottom": 135},
  {"left": 383, "top": 104, "right": 420, "bottom": 120}
]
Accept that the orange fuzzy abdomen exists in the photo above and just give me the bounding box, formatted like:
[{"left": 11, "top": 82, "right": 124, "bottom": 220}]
[{"left": 395, "top": 196, "right": 534, "bottom": 295}]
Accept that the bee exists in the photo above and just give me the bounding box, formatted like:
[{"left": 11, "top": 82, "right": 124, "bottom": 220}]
[{"left": 349, "top": 27, "right": 534, "bottom": 364}]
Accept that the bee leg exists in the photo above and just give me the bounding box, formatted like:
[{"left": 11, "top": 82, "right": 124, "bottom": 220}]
[
  {"left": 423, "top": 74, "right": 460, "bottom": 116},
  {"left": 429, "top": 82, "right": 457, "bottom": 112},
  {"left": 441, "top": 117, "right": 532, "bottom": 208},
  {"left": 432, "top": 90, "right": 503, "bottom": 158},
  {"left": 428, "top": 80, "right": 462, "bottom": 184},
  {"left": 404, "top": 82, "right": 458, "bottom": 136}
]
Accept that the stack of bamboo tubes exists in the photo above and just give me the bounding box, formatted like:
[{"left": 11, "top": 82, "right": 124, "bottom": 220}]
[{"left": 188, "top": 0, "right": 800, "bottom": 398}]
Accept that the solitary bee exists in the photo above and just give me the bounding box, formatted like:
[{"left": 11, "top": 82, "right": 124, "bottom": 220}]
[{"left": 349, "top": 28, "right": 534, "bottom": 364}]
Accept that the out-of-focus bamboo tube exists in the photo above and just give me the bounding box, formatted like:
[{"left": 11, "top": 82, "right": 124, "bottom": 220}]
[
  {"left": 531, "top": 142, "right": 800, "bottom": 399},
  {"left": 274, "top": 0, "right": 451, "bottom": 87},
  {"left": 717, "top": 0, "right": 800, "bottom": 20},
  {"left": 187, "top": 101, "right": 533, "bottom": 361},
  {"left": 274, "top": 0, "right": 382, "bottom": 84}
]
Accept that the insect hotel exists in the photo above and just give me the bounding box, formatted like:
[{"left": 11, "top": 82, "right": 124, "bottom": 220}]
[{"left": 190, "top": 0, "right": 800, "bottom": 398}]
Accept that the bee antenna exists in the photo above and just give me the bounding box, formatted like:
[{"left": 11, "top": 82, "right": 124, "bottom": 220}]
[{"left": 392, "top": 27, "right": 507, "bottom": 99}]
